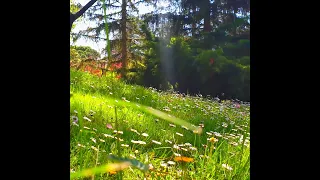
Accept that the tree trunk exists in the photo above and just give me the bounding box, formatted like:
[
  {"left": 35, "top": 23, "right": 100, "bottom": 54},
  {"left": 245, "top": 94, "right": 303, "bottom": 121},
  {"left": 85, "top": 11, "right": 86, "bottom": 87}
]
[
  {"left": 192, "top": 5, "right": 197, "bottom": 36},
  {"left": 70, "top": 13, "right": 75, "bottom": 32},
  {"left": 232, "top": 9, "right": 238, "bottom": 36},
  {"left": 121, "top": 0, "right": 128, "bottom": 77},
  {"left": 203, "top": 1, "right": 211, "bottom": 33},
  {"left": 202, "top": 0, "right": 212, "bottom": 50}
]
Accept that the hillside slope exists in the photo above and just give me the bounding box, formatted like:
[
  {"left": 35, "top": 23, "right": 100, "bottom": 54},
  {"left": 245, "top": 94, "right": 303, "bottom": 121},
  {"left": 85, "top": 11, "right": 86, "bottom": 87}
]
[{"left": 70, "top": 69, "right": 250, "bottom": 179}]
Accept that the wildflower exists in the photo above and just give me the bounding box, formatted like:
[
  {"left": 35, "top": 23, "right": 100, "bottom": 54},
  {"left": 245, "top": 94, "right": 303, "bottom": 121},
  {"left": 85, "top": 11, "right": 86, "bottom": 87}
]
[
  {"left": 71, "top": 116, "right": 78, "bottom": 123},
  {"left": 99, "top": 139, "right": 105, "bottom": 143},
  {"left": 121, "top": 144, "right": 129, "bottom": 147},
  {"left": 222, "top": 122, "right": 228, "bottom": 128},
  {"left": 160, "top": 162, "right": 168, "bottom": 167},
  {"left": 193, "top": 127, "right": 203, "bottom": 134},
  {"left": 93, "top": 128, "right": 97, "bottom": 131},
  {"left": 235, "top": 103, "right": 240, "bottom": 108},
  {"left": 116, "top": 137, "right": 124, "bottom": 141},
  {"left": 181, "top": 125, "right": 189, "bottom": 130},
  {"left": 131, "top": 140, "right": 146, "bottom": 145},
  {"left": 206, "top": 132, "right": 213, "bottom": 136},
  {"left": 222, "top": 164, "right": 233, "bottom": 171},
  {"left": 113, "top": 130, "right": 123, "bottom": 134},
  {"left": 169, "top": 124, "right": 176, "bottom": 127},
  {"left": 213, "top": 132, "right": 222, "bottom": 137},
  {"left": 109, "top": 171, "right": 117, "bottom": 175},
  {"left": 91, "top": 146, "right": 99, "bottom": 151},
  {"left": 199, "top": 155, "right": 209, "bottom": 159},
  {"left": 77, "top": 143, "right": 85, "bottom": 148},
  {"left": 141, "top": 133, "right": 149, "bottom": 137},
  {"left": 184, "top": 143, "right": 192, "bottom": 146},
  {"left": 167, "top": 161, "right": 176, "bottom": 165},
  {"left": 165, "top": 140, "right": 172, "bottom": 144},
  {"left": 106, "top": 124, "right": 113, "bottom": 129},
  {"left": 83, "top": 126, "right": 90, "bottom": 130},
  {"left": 189, "top": 147, "right": 197, "bottom": 151},
  {"left": 129, "top": 154, "right": 136, "bottom": 159},
  {"left": 113, "top": 62, "right": 123, "bottom": 69},
  {"left": 177, "top": 169, "right": 183, "bottom": 176},
  {"left": 152, "top": 140, "right": 161, "bottom": 145},
  {"left": 176, "top": 132, "right": 184, "bottom": 137},
  {"left": 174, "top": 156, "right": 194, "bottom": 162},
  {"left": 163, "top": 107, "right": 171, "bottom": 112},
  {"left": 83, "top": 116, "right": 92, "bottom": 122},
  {"left": 90, "top": 137, "right": 96, "bottom": 143},
  {"left": 173, "top": 144, "right": 180, "bottom": 150},
  {"left": 148, "top": 164, "right": 154, "bottom": 170},
  {"left": 244, "top": 142, "right": 250, "bottom": 147},
  {"left": 103, "top": 134, "right": 115, "bottom": 138},
  {"left": 208, "top": 137, "right": 218, "bottom": 143},
  {"left": 181, "top": 148, "right": 188, "bottom": 152},
  {"left": 89, "top": 110, "right": 96, "bottom": 115},
  {"left": 116, "top": 74, "right": 122, "bottom": 79},
  {"left": 174, "top": 153, "right": 181, "bottom": 157},
  {"left": 229, "top": 142, "right": 239, "bottom": 146}
]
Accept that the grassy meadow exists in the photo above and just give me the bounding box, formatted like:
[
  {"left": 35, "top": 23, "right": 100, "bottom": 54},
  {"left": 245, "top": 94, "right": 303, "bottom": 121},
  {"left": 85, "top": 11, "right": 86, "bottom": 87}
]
[{"left": 70, "top": 69, "right": 250, "bottom": 180}]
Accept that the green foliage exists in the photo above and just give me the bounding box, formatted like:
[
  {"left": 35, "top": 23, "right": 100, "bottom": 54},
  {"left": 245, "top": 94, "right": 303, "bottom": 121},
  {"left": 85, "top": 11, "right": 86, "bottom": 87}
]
[
  {"left": 70, "top": 1, "right": 81, "bottom": 14},
  {"left": 223, "top": 39, "right": 250, "bottom": 58},
  {"left": 137, "top": 35, "right": 250, "bottom": 100},
  {"left": 70, "top": 0, "right": 82, "bottom": 32},
  {"left": 71, "top": 0, "right": 250, "bottom": 101},
  {"left": 70, "top": 45, "right": 101, "bottom": 60},
  {"left": 70, "top": 48, "right": 81, "bottom": 62}
]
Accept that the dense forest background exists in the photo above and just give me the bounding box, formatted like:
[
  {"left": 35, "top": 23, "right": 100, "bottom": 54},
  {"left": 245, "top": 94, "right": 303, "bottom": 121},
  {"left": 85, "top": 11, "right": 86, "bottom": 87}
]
[{"left": 70, "top": 0, "right": 250, "bottom": 101}]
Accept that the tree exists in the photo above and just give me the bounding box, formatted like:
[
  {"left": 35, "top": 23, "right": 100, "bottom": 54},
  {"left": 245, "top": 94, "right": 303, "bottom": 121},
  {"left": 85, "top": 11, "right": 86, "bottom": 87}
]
[
  {"left": 70, "top": 45, "right": 101, "bottom": 60},
  {"left": 120, "top": 0, "right": 128, "bottom": 77},
  {"left": 70, "top": 0, "right": 98, "bottom": 32},
  {"left": 76, "top": 0, "right": 155, "bottom": 78},
  {"left": 69, "top": 0, "right": 251, "bottom": 101}
]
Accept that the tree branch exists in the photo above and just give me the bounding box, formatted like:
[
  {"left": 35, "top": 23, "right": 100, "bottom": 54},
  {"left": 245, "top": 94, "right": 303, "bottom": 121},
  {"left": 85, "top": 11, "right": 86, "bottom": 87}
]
[
  {"left": 70, "top": 0, "right": 98, "bottom": 32},
  {"left": 74, "top": 0, "right": 98, "bottom": 20}
]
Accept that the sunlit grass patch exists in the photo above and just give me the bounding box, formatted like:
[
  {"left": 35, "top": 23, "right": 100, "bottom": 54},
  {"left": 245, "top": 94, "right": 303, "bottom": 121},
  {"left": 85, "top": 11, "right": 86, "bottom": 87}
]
[{"left": 70, "top": 69, "right": 250, "bottom": 179}]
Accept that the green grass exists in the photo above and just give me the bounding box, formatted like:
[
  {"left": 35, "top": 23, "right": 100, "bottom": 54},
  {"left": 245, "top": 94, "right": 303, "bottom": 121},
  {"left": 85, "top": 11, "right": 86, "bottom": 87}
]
[{"left": 70, "top": 69, "right": 250, "bottom": 180}]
